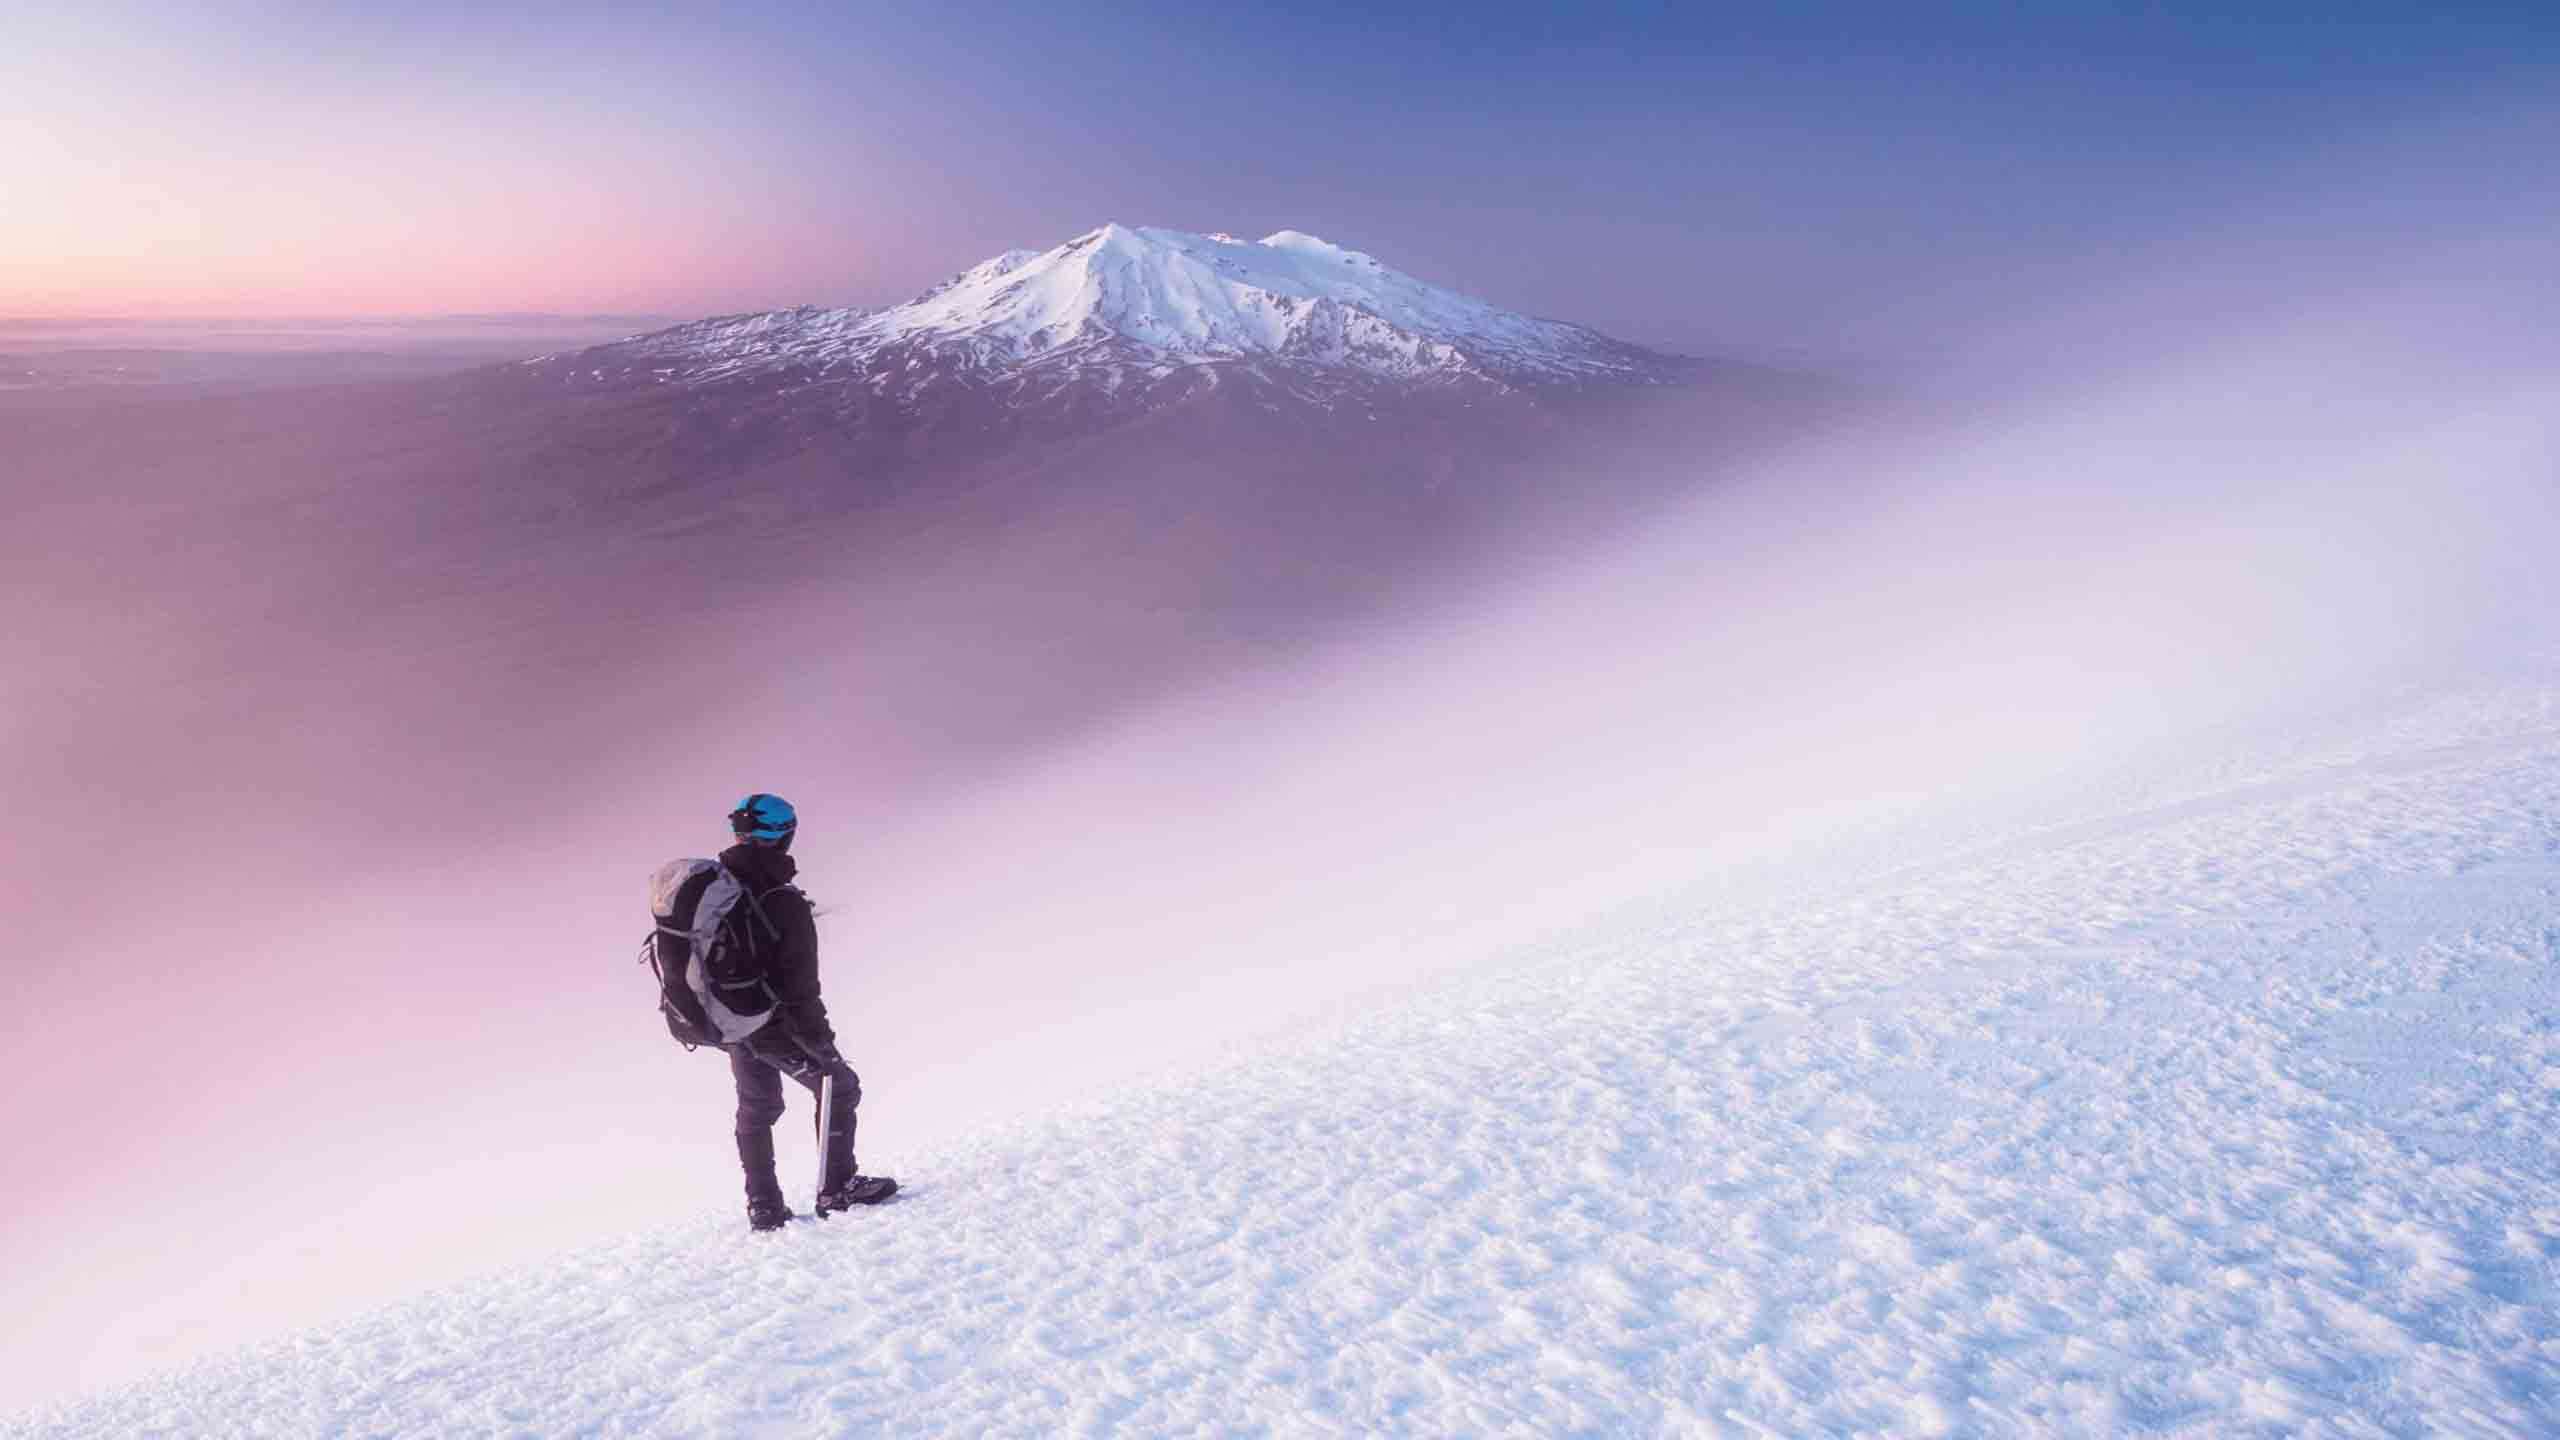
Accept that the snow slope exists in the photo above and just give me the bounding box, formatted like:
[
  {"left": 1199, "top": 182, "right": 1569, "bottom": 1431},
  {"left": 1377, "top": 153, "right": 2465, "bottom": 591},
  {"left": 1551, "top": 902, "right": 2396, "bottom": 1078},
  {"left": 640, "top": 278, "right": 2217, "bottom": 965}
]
[
  {"left": 17, "top": 676, "right": 2560, "bottom": 1437},
  {"left": 541, "top": 224, "right": 1685, "bottom": 395}
]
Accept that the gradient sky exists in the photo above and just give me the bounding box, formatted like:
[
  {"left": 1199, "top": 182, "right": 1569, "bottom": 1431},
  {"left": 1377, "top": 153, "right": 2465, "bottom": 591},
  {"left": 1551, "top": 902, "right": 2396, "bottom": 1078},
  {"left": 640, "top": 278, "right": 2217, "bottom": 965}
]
[{"left": 8, "top": 0, "right": 2554, "bottom": 364}]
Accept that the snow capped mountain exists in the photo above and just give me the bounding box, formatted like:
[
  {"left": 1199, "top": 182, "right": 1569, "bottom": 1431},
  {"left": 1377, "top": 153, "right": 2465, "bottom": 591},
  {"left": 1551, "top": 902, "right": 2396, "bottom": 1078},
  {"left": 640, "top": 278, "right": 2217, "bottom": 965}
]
[{"left": 535, "top": 224, "right": 1690, "bottom": 402}]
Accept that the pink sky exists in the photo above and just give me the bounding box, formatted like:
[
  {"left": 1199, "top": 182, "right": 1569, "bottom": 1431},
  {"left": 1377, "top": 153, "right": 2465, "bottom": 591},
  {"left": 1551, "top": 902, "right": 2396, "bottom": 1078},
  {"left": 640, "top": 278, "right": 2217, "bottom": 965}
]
[{"left": 3, "top": 8, "right": 946, "bottom": 319}]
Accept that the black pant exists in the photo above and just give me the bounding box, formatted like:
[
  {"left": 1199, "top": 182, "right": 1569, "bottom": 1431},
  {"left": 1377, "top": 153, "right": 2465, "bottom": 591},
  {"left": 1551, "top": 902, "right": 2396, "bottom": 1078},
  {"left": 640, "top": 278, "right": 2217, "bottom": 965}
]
[{"left": 729, "top": 1024, "right": 861, "bottom": 1209}]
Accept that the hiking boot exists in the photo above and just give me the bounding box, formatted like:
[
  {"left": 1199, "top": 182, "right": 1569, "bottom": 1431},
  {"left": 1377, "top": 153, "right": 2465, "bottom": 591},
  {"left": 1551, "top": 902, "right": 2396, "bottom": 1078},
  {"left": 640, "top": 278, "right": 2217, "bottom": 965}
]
[
  {"left": 748, "top": 1198, "right": 796, "bottom": 1232},
  {"left": 815, "top": 1174, "right": 898, "bottom": 1215}
]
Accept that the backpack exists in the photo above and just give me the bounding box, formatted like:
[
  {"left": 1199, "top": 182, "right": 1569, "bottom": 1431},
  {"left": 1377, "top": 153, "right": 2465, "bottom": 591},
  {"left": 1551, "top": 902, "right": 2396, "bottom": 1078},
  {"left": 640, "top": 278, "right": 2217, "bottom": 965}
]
[{"left": 641, "top": 858, "right": 784, "bottom": 1050}]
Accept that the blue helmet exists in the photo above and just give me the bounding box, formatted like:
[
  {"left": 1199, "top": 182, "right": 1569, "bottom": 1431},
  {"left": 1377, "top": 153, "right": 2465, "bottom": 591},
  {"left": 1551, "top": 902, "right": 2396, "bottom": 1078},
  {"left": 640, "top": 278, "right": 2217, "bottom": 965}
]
[{"left": 728, "top": 793, "right": 799, "bottom": 849}]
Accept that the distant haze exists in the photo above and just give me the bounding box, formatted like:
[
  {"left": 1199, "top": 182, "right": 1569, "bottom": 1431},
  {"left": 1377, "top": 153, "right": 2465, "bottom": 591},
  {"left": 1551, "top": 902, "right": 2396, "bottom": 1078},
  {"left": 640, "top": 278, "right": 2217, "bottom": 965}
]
[
  {"left": 0, "top": 316, "right": 683, "bottom": 392},
  {"left": 0, "top": 315, "right": 672, "bottom": 355}
]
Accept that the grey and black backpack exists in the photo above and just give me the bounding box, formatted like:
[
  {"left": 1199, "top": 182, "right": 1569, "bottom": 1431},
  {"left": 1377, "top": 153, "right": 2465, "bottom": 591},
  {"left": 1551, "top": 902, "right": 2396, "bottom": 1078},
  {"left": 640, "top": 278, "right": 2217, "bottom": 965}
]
[{"left": 642, "top": 859, "right": 783, "bottom": 1050}]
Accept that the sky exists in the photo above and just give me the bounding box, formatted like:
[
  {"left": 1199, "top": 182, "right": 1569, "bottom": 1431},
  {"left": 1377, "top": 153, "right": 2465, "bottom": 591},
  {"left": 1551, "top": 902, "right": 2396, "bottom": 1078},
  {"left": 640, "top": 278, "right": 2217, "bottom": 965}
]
[{"left": 4, "top": 0, "right": 2552, "bottom": 365}]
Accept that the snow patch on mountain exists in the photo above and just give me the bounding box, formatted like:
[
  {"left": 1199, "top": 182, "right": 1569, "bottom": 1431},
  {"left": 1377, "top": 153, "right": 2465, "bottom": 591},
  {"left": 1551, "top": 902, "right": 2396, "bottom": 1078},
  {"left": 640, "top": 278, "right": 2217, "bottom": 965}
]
[{"left": 539, "top": 224, "right": 1686, "bottom": 396}]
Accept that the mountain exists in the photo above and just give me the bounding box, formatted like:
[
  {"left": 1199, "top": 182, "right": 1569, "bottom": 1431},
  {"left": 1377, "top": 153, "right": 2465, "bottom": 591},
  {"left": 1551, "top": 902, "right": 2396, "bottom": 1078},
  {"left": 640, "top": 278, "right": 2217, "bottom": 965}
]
[
  {"left": 462, "top": 225, "right": 1828, "bottom": 634},
  {"left": 527, "top": 223, "right": 1696, "bottom": 414}
]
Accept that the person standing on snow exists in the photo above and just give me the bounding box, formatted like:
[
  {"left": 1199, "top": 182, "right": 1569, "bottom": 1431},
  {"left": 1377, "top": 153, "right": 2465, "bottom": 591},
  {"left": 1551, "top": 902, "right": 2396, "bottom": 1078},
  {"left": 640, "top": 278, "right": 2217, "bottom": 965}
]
[{"left": 718, "top": 793, "right": 897, "bottom": 1229}]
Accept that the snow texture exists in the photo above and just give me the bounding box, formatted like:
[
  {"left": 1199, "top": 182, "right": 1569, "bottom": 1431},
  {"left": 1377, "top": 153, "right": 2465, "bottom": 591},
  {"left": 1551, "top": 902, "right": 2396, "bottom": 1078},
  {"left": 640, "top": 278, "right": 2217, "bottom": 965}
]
[
  {"left": 17, "top": 677, "right": 2560, "bottom": 1437},
  {"left": 544, "top": 224, "right": 1684, "bottom": 394}
]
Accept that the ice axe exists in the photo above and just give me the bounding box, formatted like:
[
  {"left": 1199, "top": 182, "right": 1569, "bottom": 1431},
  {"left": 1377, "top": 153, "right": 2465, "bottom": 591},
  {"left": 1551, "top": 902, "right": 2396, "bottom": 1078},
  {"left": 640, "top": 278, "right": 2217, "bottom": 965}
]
[{"left": 816, "top": 1071, "right": 835, "bottom": 1206}]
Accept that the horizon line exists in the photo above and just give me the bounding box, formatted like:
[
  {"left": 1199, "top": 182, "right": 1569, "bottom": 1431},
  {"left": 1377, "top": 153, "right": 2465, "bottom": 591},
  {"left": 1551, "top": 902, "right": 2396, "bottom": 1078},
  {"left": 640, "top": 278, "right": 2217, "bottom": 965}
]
[{"left": 0, "top": 311, "right": 692, "bottom": 329}]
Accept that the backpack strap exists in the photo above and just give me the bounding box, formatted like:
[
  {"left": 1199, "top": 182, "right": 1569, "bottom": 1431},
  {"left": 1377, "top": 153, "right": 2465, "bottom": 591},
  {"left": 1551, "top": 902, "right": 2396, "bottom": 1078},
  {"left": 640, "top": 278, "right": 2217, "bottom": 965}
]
[{"left": 735, "top": 881, "right": 794, "bottom": 946}]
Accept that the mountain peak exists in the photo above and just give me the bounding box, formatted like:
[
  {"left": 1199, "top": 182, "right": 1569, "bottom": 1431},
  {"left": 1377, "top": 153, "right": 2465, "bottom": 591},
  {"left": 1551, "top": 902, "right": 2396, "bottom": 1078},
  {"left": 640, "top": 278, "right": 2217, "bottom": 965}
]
[
  {"left": 1255, "top": 229, "right": 1366, "bottom": 263},
  {"left": 881, "top": 222, "right": 1682, "bottom": 385},
  {"left": 542, "top": 224, "right": 1688, "bottom": 398}
]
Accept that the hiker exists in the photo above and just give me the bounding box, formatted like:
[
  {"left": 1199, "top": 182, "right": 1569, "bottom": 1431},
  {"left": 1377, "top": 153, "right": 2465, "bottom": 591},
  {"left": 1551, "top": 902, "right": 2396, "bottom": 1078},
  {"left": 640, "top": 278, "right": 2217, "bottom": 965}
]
[{"left": 697, "top": 793, "right": 897, "bottom": 1228}]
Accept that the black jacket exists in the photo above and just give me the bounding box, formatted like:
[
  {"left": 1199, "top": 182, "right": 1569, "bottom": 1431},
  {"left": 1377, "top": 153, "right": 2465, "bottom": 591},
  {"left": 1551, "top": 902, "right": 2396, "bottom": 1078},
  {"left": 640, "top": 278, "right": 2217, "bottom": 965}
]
[{"left": 720, "top": 843, "right": 833, "bottom": 1049}]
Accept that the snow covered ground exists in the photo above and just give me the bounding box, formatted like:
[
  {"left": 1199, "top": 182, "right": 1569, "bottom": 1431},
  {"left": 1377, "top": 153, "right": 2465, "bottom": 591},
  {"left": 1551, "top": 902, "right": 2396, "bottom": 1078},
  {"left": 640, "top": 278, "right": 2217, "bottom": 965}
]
[{"left": 15, "top": 670, "right": 2560, "bottom": 1438}]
